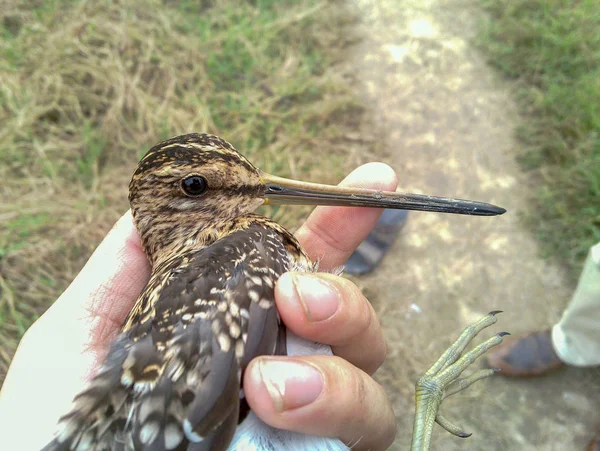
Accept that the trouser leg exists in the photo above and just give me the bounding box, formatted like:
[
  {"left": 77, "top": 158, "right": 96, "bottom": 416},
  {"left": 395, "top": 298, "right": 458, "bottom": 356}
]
[{"left": 552, "top": 242, "right": 600, "bottom": 367}]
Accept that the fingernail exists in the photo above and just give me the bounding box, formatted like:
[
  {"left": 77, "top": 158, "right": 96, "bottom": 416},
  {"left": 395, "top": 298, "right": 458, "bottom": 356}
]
[
  {"left": 257, "top": 359, "right": 324, "bottom": 412},
  {"left": 291, "top": 274, "right": 340, "bottom": 322}
]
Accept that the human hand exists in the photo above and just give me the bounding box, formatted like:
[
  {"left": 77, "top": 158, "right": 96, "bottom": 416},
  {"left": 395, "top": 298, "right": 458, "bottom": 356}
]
[
  {"left": 244, "top": 162, "right": 398, "bottom": 450},
  {"left": 0, "top": 163, "right": 397, "bottom": 450}
]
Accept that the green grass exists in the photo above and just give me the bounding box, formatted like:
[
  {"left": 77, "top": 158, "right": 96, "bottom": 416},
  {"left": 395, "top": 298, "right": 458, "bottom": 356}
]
[
  {"left": 0, "top": 0, "right": 372, "bottom": 378},
  {"left": 0, "top": 213, "right": 49, "bottom": 258},
  {"left": 477, "top": 0, "right": 600, "bottom": 280}
]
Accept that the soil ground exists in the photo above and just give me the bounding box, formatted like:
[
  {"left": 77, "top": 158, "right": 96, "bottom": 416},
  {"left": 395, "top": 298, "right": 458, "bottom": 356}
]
[{"left": 347, "top": 1, "right": 600, "bottom": 449}]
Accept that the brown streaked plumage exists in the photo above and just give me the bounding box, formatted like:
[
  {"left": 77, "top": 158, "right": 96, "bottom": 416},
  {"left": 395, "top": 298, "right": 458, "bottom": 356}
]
[{"left": 43, "top": 133, "right": 506, "bottom": 451}]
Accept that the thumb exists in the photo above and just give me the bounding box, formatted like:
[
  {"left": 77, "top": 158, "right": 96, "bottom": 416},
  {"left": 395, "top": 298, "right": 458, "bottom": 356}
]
[
  {"left": 43, "top": 209, "right": 151, "bottom": 350},
  {"left": 0, "top": 211, "right": 150, "bottom": 450}
]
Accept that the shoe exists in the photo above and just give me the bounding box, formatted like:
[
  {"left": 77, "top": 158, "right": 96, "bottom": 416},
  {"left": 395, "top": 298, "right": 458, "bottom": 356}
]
[
  {"left": 486, "top": 330, "right": 565, "bottom": 377},
  {"left": 344, "top": 209, "right": 408, "bottom": 275},
  {"left": 589, "top": 434, "right": 600, "bottom": 451}
]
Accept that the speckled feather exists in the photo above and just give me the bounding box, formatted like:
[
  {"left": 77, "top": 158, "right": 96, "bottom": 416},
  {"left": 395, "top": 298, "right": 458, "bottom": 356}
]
[{"left": 43, "top": 134, "right": 347, "bottom": 451}]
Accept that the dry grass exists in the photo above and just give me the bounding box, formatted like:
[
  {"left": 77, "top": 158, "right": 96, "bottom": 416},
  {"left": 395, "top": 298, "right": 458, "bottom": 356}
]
[{"left": 0, "top": 0, "right": 382, "bottom": 380}]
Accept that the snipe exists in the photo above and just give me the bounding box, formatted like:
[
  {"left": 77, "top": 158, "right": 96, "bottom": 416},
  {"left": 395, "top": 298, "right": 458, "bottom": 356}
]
[{"left": 44, "top": 133, "right": 506, "bottom": 451}]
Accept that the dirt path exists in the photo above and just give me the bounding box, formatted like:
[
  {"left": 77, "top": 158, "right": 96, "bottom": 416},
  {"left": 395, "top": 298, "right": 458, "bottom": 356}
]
[{"left": 347, "top": 0, "right": 600, "bottom": 449}]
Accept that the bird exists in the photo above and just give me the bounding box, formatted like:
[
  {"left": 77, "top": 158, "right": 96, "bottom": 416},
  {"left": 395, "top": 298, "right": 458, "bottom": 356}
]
[{"left": 43, "top": 133, "right": 506, "bottom": 451}]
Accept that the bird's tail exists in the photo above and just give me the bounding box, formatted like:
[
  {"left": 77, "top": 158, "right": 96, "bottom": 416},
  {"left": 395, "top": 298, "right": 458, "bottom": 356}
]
[
  {"left": 41, "top": 335, "right": 133, "bottom": 450},
  {"left": 42, "top": 317, "right": 243, "bottom": 451}
]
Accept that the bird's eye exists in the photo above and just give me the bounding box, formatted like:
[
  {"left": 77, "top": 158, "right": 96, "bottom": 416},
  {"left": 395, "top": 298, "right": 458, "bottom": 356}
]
[{"left": 181, "top": 175, "right": 208, "bottom": 196}]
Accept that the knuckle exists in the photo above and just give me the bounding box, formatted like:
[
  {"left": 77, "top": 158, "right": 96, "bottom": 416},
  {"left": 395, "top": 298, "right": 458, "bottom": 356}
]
[
  {"left": 335, "top": 281, "right": 388, "bottom": 371},
  {"left": 339, "top": 361, "right": 368, "bottom": 419},
  {"left": 326, "top": 357, "right": 396, "bottom": 450},
  {"left": 352, "top": 371, "right": 368, "bottom": 411},
  {"left": 365, "top": 381, "right": 396, "bottom": 449},
  {"left": 354, "top": 302, "right": 384, "bottom": 358},
  {"left": 379, "top": 336, "right": 388, "bottom": 365},
  {"left": 306, "top": 220, "right": 354, "bottom": 255},
  {"left": 346, "top": 285, "right": 373, "bottom": 335}
]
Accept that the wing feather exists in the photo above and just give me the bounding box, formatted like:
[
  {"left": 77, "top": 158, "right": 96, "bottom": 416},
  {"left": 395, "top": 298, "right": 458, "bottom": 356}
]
[{"left": 44, "top": 224, "right": 291, "bottom": 451}]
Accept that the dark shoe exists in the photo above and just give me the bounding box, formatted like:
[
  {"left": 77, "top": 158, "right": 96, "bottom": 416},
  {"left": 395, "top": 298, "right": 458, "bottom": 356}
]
[
  {"left": 486, "top": 330, "right": 565, "bottom": 377},
  {"left": 345, "top": 209, "right": 408, "bottom": 275},
  {"left": 589, "top": 434, "right": 600, "bottom": 451}
]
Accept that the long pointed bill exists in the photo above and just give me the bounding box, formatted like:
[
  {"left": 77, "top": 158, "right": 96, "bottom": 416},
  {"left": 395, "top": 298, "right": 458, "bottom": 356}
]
[{"left": 261, "top": 173, "right": 506, "bottom": 216}]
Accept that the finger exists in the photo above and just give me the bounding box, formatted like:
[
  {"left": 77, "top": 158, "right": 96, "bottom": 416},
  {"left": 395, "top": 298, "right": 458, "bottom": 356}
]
[
  {"left": 244, "top": 355, "right": 396, "bottom": 451},
  {"left": 294, "top": 162, "right": 398, "bottom": 271},
  {"left": 275, "top": 272, "right": 386, "bottom": 375},
  {"left": 0, "top": 211, "right": 151, "bottom": 450},
  {"left": 40, "top": 210, "right": 151, "bottom": 351}
]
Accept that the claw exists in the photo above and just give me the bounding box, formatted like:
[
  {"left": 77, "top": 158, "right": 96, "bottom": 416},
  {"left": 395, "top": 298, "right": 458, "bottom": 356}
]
[
  {"left": 488, "top": 310, "right": 503, "bottom": 315},
  {"left": 435, "top": 413, "right": 471, "bottom": 438}
]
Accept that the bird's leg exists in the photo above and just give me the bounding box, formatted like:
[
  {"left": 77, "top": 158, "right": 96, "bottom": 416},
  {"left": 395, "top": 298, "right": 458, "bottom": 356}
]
[{"left": 410, "top": 311, "right": 508, "bottom": 451}]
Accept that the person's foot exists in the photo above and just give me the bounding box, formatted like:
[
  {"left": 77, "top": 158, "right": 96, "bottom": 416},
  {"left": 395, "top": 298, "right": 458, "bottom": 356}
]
[
  {"left": 486, "top": 330, "right": 565, "bottom": 377},
  {"left": 344, "top": 209, "right": 408, "bottom": 275},
  {"left": 589, "top": 434, "right": 600, "bottom": 451}
]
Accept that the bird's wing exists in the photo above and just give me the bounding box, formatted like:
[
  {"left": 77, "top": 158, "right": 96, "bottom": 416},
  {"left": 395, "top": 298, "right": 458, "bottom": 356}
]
[{"left": 44, "top": 225, "right": 292, "bottom": 451}]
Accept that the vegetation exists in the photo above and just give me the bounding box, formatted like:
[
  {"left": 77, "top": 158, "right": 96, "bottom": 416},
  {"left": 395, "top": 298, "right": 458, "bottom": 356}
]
[
  {"left": 478, "top": 0, "right": 600, "bottom": 280},
  {"left": 0, "top": 0, "right": 375, "bottom": 377}
]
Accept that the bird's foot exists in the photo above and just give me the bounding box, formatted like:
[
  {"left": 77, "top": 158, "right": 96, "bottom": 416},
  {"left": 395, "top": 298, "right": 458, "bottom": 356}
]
[{"left": 410, "top": 311, "right": 508, "bottom": 451}]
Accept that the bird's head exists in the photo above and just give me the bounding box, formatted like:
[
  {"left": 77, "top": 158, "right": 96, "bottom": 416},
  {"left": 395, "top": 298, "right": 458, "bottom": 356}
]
[
  {"left": 130, "top": 133, "right": 505, "bottom": 264},
  {"left": 129, "top": 134, "right": 265, "bottom": 225}
]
